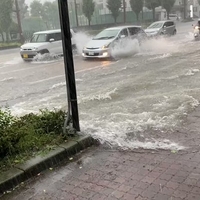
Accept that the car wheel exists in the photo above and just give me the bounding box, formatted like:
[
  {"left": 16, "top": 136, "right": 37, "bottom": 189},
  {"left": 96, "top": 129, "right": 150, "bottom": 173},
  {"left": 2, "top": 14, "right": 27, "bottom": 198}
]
[{"left": 38, "top": 49, "right": 49, "bottom": 54}]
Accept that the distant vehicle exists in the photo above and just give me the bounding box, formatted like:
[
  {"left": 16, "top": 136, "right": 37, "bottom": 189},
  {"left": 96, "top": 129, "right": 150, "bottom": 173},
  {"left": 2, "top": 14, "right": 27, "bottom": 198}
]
[
  {"left": 168, "top": 14, "right": 180, "bottom": 21},
  {"left": 82, "top": 25, "right": 147, "bottom": 59},
  {"left": 144, "top": 20, "right": 177, "bottom": 37},
  {"left": 20, "top": 29, "right": 76, "bottom": 61}
]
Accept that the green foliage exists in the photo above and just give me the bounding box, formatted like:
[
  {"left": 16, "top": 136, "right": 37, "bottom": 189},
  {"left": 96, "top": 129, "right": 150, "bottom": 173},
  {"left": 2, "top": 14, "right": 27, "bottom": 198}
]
[
  {"left": 30, "top": 0, "right": 43, "bottom": 17},
  {"left": 18, "top": 0, "right": 28, "bottom": 19},
  {"left": 162, "top": 0, "right": 176, "bottom": 19},
  {"left": 130, "top": 0, "right": 144, "bottom": 21},
  {"left": 0, "top": 42, "right": 21, "bottom": 48},
  {"left": 29, "top": 0, "right": 60, "bottom": 30},
  {"left": 107, "top": 0, "right": 121, "bottom": 23},
  {"left": 0, "top": 109, "right": 67, "bottom": 168},
  {"left": 0, "top": 0, "right": 13, "bottom": 41},
  {"left": 82, "top": 0, "right": 95, "bottom": 26},
  {"left": 42, "top": 1, "right": 60, "bottom": 29},
  {"left": 145, "top": 0, "right": 161, "bottom": 21},
  {"left": 22, "top": 17, "right": 46, "bottom": 32}
]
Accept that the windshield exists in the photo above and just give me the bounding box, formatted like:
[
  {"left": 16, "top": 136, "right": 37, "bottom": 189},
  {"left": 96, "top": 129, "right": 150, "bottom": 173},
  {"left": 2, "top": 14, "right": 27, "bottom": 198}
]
[
  {"left": 30, "top": 34, "right": 47, "bottom": 43},
  {"left": 93, "top": 29, "right": 120, "bottom": 40},
  {"left": 148, "top": 23, "right": 163, "bottom": 29}
]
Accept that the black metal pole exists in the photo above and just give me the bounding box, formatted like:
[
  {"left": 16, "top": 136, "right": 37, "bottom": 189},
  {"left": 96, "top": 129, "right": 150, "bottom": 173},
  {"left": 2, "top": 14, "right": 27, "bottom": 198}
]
[{"left": 58, "top": 0, "right": 80, "bottom": 131}]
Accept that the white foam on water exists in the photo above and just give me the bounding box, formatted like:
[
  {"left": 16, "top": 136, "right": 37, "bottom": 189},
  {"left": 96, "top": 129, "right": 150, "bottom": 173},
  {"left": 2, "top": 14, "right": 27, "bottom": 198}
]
[
  {"left": 74, "top": 32, "right": 93, "bottom": 55},
  {"left": 5, "top": 57, "right": 23, "bottom": 65},
  {"left": 79, "top": 93, "right": 199, "bottom": 150},
  {"left": 50, "top": 82, "right": 66, "bottom": 89},
  {"left": 0, "top": 77, "right": 15, "bottom": 82},
  {"left": 31, "top": 53, "right": 62, "bottom": 64},
  {"left": 79, "top": 88, "right": 118, "bottom": 103},
  {"left": 111, "top": 39, "right": 140, "bottom": 58},
  {"left": 185, "top": 68, "right": 200, "bottom": 76},
  {"left": 148, "top": 53, "right": 171, "bottom": 61}
]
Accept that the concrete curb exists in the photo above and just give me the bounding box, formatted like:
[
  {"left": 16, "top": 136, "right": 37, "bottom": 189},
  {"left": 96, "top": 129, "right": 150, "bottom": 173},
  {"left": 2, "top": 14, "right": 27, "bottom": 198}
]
[{"left": 0, "top": 135, "right": 96, "bottom": 195}]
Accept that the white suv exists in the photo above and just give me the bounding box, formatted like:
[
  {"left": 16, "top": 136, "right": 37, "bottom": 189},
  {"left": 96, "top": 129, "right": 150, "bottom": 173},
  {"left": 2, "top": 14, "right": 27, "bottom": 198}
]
[{"left": 20, "top": 29, "right": 76, "bottom": 61}]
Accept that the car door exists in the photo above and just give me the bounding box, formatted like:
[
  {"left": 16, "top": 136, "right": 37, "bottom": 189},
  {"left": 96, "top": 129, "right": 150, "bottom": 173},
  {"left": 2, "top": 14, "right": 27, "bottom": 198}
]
[
  {"left": 128, "top": 27, "right": 146, "bottom": 41},
  {"left": 114, "top": 28, "right": 129, "bottom": 47},
  {"left": 163, "top": 22, "right": 170, "bottom": 35},
  {"left": 169, "top": 21, "right": 175, "bottom": 34},
  {"left": 47, "top": 32, "right": 62, "bottom": 55}
]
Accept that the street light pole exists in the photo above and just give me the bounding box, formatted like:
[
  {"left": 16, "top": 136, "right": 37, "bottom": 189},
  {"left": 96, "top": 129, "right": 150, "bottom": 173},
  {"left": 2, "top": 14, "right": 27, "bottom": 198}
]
[
  {"left": 15, "top": 0, "right": 24, "bottom": 44},
  {"left": 58, "top": 0, "right": 80, "bottom": 131}
]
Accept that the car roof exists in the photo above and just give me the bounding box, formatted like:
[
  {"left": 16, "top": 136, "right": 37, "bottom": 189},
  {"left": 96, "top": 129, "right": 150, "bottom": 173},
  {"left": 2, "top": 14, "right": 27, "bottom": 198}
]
[
  {"left": 152, "top": 20, "right": 174, "bottom": 23},
  {"left": 105, "top": 25, "right": 142, "bottom": 30},
  {"left": 34, "top": 29, "right": 73, "bottom": 34}
]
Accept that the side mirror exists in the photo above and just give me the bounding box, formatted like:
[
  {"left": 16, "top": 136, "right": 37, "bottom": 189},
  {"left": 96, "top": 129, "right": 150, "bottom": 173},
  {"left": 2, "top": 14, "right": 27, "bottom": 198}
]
[
  {"left": 120, "top": 35, "right": 126, "bottom": 39},
  {"left": 49, "top": 38, "right": 55, "bottom": 42}
]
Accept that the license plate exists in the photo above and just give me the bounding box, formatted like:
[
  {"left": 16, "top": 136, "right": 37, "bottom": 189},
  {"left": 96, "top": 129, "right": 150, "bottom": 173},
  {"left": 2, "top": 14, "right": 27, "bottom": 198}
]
[
  {"left": 23, "top": 54, "right": 28, "bottom": 58},
  {"left": 88, "top": 52, "right": 94, "bottom": 56}
]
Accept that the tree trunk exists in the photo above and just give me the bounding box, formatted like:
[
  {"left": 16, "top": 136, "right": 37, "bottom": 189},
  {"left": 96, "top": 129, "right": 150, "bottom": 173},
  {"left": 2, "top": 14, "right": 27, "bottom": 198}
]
[
  {"left": 167, "top": 11, "right": 169, "bottom": 20},
  {"left": 114, "top": 17, "right": 117, "bottom": 24},
  {"left": 153, "top": 8, "right": 156, "bottom": 22},
  {"left": 88, "top": 19, "right": 91, "bottom": 26},
  {"left": 6, "top": 31, "right": 9, "bottom": 42},
  {"left": 0, "top": 32, "right": 5, "bottom": 42},
  {"left": 136, "top": 13, "right": 139, "bottom": 23}
]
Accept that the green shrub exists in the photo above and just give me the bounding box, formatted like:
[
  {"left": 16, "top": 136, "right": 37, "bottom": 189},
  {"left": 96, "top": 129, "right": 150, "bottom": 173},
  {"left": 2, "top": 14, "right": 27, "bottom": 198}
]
[
  {"left": 0, "top": 42, "right": 21, "bottom": 48},
  {"left": 0, "top": 108, "right": 67, "bottom": 168}
]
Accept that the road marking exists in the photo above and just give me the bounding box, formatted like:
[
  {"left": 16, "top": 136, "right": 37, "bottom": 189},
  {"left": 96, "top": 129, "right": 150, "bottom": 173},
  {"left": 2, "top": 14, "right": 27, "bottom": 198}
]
[{"left": 29, "top": 75, "right": 64, "bottom": 84}]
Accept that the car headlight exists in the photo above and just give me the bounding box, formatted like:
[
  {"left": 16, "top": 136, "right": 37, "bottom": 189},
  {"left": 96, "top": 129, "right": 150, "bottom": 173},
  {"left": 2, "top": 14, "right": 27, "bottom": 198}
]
[
  {"left": 195, "top": 26, "right": 199, "bottom": 30},
  {"left": 32, "top": 47, "right": 38, "bottom": 51},
  {"left": 101, "top": 43, "right": 110, "bottom": 49}
]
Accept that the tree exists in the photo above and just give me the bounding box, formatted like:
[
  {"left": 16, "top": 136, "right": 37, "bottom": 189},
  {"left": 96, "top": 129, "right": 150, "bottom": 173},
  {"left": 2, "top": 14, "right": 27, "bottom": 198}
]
[
  {"left": 162, "top": 0, "right": 175, "bottom": 19},
  {"left": 0, "top": 0, "right": 13, "bottom": 42},
  {"left": 42, "top": 1, "right": 60, "bottom": 29},
  {"left": 130, "top": 0, "right": 143, "bottom": 22},
  {"left": 82, "top": 0, "right": 95, "bottom": 26},
  {"left": 107, "top": 0, "right": 121, "bottom": 23},
  {"left": 30, "top": 0, "right": 43, "bottom": 18},
  {"left": 145, "top": 0, "right": 161, "bottom": 21},
  {"left": 18, "top": 0, "right": 28, "bottom": 19}
]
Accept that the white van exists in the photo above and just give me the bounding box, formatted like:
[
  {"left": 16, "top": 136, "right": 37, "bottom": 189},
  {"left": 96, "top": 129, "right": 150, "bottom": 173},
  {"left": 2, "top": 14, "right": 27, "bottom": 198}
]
[{"left": 20, "top": 29, "right": 76, "bottom": 61}]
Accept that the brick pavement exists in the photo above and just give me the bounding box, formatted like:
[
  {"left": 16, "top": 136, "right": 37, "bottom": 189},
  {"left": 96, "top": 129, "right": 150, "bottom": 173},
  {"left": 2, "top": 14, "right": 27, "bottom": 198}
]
[
  {"left": 2, "top": 107, "right": 200, "bottom": 200},
  {"left": 1, "top": 144, "right": 200, "bottom": 200}
]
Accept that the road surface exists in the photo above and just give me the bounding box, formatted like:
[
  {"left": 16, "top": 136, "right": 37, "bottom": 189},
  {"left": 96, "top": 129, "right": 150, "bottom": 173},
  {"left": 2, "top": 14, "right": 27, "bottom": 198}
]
[{"left": 0, "top": 22, "right": 198, "bottom": 150}]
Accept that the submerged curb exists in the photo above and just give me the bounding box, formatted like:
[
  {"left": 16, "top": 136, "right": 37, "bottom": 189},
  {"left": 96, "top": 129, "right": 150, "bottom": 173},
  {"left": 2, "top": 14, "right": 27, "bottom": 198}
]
[{"left": 0, "top": 135, "right": 96, "bottom": 195}]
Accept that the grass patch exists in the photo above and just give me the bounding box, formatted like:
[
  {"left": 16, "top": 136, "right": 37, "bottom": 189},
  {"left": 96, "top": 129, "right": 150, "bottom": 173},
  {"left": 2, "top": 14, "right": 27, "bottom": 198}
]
[
  {"left": 0, "top": 42, "right": 21, "bottom": 48},
  {"left": 0, "top": 108, "right": 71, "bottom": 173}
]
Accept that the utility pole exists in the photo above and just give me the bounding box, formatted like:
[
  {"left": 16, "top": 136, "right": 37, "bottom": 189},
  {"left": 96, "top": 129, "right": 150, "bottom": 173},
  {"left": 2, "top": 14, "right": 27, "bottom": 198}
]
[
  {"left": 183, "top": 0, "right": 187, "bottom": 19},
  {"left": 58, "top": 0, "right": 80, "bottom": 132},
  {"left": 74, "top": 0, "right": 79, "bottom": 27},
  {"left": 15, "top": 0, "right": 24, "bottom": 44},
  {"left": 122, "top": 0, "right": 126, "bottom": 23}
]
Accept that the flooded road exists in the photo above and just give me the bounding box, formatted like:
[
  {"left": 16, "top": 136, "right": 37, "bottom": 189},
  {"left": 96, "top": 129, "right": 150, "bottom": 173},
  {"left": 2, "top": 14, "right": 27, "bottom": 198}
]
[{"left": 0, "top": 22, "right": 199, "bottom": 150}]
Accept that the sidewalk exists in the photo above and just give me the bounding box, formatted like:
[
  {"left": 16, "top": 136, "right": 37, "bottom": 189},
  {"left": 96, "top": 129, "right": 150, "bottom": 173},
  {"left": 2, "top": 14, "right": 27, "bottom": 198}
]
[{"left": 2, "top": 107, "right": 200, "bottom": 200}]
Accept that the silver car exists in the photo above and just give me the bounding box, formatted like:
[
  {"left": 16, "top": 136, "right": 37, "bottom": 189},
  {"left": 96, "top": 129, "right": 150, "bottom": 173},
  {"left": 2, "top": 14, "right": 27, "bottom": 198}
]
[
  {"left": 144, "top": 20, "right": 177, "bottom": 37},
  {"left": 82, "top": 26, "right": 147, "bottom": 59}
]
